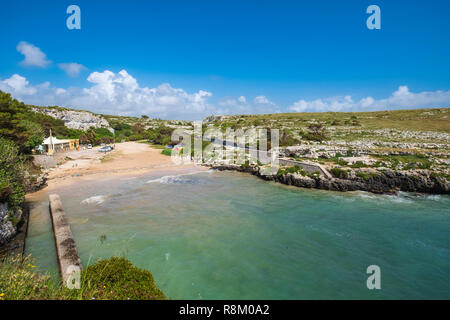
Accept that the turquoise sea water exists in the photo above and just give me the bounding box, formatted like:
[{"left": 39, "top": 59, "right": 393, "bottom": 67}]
[{"left": 25, "top": 169, "right": 450, "bottom": 299}]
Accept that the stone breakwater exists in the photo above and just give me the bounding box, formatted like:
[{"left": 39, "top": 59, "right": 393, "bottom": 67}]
[
  {"left": 210, "top": 164, "right": 450, "bottom": 195},
  {"left": 49, "top": 194, "right": 82, "bottom": 285}
]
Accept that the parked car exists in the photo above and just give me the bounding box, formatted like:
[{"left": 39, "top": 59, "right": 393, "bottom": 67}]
[
  {"left": 99, "top": 146, "right": 113, "bottom": 153},
  {"left": 87, "top": 144, "right": 92, "bottom": 149}
]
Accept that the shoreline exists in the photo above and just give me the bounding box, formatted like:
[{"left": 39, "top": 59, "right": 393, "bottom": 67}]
[
  {"left": 209, "top": 163, "right": 450, "bottom": 195},
  {"left": 1, "top": 142, "right": 205, "bottom": 258},
  {"left": 32, "top": 141, "right": 204, "bottom": 193}
]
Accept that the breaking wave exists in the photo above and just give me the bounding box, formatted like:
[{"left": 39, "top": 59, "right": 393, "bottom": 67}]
[
  {"left": 80, "top": 195, "right": 107, "bottom": 205},
  {"left": 146, "top": 171, "right": 209, "bottom": 185}
]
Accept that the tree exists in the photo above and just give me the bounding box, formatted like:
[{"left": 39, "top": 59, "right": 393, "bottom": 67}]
[{"left": 0, "top": 138, "right": 27, "bottom": 207}]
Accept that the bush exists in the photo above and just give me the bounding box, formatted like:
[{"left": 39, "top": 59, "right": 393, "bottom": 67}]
[
  {"left": 304, "top": 123, "right": 328, "bottom": 142},
  {"left": 277, "top": 165, "right": 307, "bottom": 177},
  {"left": 79, "top": 257, "right": 166, "bottom": 300},
  {"left": 0, "top": 138, "right": 27, "bottom": 207},
  {"left": 375, "top": 154, "right": 432, "bottom": 170},
  {"left": 279, "top": 129, "right": 300, "bottom": 146},
  {"left": 0, "top": 256, "right": 166, "bottom": 300},
  {"left": 356, "top": 171, "right": 378, "bottom": 181},
  {"left": 350, "top": 161, "right": 367, "bottom": 168},
  {"left": 331, "top": 167, "right": 348, "bottom": 179},
  {"left": 148, "top": 126, "right": 174, "bottom": 145}
]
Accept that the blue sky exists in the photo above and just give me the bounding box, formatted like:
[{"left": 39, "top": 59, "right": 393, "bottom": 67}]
[{"left": 1, "top": 0, "right": 449, "bottom": 120}]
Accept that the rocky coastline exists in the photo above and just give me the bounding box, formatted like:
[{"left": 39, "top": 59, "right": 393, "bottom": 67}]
[
  {"left": 0, "top": 172, "right": 47, "bottom": 257},
  {"left": 210, "top": 163, "right": 450, "bottom": 195}
]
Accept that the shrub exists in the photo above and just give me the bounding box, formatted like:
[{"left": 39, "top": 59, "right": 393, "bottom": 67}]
[
  {"left": 356, "top": 171, "right": 378, "bottom": 181},
  {"left": 331, "top": 167, "right": 348, "bottom": 179},
  {"left": 148, "top": 126, "right": 174, "bottom": 145},
  {"left": 279, "top": 129, "right": 300, "bottom": 146},
  {"left": 350, "top": 161, "right": 367, "bottom": 168},
  {"left": 304, "top": 123, "right": 328, "bottom": 142},
  {"left": 0, "top": 256, "right": 166, "bottom": 300},
  {"left": 277, "top": 165, "right": 307, "bottom": 177},
  {"left": 375, "top": 154, "right": 432, "bottom": 170},
  {"left": 78, "top": 257, "right": 166, "bottom": 300}
]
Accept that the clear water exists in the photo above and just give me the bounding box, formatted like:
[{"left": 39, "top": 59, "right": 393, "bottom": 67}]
[{"left": 25, "top": 168, "right": 450, "bottom": 299}]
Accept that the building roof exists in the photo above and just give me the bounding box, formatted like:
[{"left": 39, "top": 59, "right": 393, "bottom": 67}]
[{"left": 42, "top": 136, "right": 70, "bottom": 145}]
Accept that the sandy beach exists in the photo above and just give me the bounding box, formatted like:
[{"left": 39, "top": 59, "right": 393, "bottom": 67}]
[{"left": 36, "top": 141, "right": 204, "bottom": 191}]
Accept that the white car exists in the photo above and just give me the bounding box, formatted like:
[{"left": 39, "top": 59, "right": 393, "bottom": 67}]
[{"left": 87, "top": 144, "right": 92, "bottom": 149}]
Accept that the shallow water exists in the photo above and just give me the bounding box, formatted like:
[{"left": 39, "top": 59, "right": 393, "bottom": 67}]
[{"left": 25, "top": 168, "right": 450, "bottom": 299}]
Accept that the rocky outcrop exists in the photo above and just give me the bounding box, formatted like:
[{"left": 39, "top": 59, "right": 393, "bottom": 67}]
[
  {"left": 204, "top": 115, "right": 232, "bottom": 122},
  {"left": 210, "top": 164, "right": 450, "bottom": 195},
  {"left": 25, "top": 172, "right": 48, "bottom": 192},
  {"left": 281, "top": 141, "right": 450, "bottom": 160},
  {"left": 0, "top": 203, "right": 15, "bottom": 246},
  {"left": 0, "top": 202, "right": 23, "bottom": 246},
  {"left": 32, "top": 107, "right": 112, "bottom": 131}
]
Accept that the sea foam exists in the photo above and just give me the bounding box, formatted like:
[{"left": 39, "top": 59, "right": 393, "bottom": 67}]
[{"left": 80, "top": 195, "right": 106, "bottom": 205}]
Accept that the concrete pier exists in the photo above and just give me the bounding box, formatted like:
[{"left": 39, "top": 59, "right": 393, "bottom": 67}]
[{"left": 48, "top": 194, "right": 82, "bottom": 286}]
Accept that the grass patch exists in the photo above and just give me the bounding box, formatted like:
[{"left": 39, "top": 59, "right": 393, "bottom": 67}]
[
  {"left": 146, "top": 143, "right": 166, "bottom": 150},
  {"left": 101, "top": 151, "right": 121, "bottom": 163},
  {"left": 374, "top": 154, "right": 432, "bottom": 169}
]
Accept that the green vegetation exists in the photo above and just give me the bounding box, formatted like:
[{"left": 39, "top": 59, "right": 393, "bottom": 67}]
[
  {"left": 431, "top": 172, "right": 450, "bottom": 181},
  {"left": 279, "top": 129, "right": 300, "bottom": 146},
  {"left": 326, "top": 153, "right": 349, "bottom": 166},
  {"left": 350, "top": 161, "right": 368, "bottom": 168},
  {"left": 356, "top": 171, "right": 378, "bottom": 181},
  {"left": 330, "top": 167, "right": 349, "bottom": 179},
  {"left": 148, "top": 125, "right": 174, "bottom": 145},
  {"left": 374, "top": 154, "right": 432, "bottom": 170},
  {"left": 161, "top": 148, "right": 172, "bottom": 156},
  {"left": 0, "top": 91, "right": 83, "bottom": 153},
  {"left": 277, "top": 165, "right": 307, "bottom": 177},
  {"left": 0, "top": 138, "right": 27, "bottom": 208},
  {"left": 205, "top": 108, "right": 450, "bottom": 143},
  {"left": 79, "top": 127, "right": 115, "bottom": 145},
  {"left": 303, "top": 123, "right": 329, "bottom": 142},
  {"left": 0, "top": 256, "right": 166, "bottom": 300}
]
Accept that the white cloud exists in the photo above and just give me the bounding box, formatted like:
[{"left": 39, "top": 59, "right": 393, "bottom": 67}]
[
  {"left": 289, "top": 86, "right": 450, "bottom": 112},
  {"left": 0, "top": 70, "right": 215, "bottom": 120},
  {"left": 58, "top": 62, "right": 87, "bottom": 77},
  {"left": 217, "top": 95, "right": 279, "bottom": 115},
  {"left": 16, "top": 41, "right": 51, "bottom": 67},
  {"left": 0, "top": 74, "right": 37, "bottom": 95},
  {"left": 1, "top": 70, "right": 449, "bottom": 121}
]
